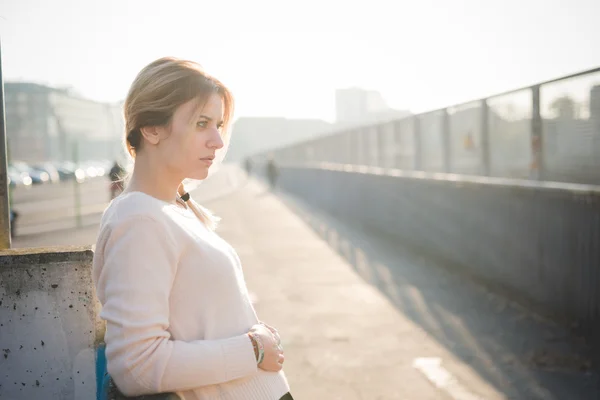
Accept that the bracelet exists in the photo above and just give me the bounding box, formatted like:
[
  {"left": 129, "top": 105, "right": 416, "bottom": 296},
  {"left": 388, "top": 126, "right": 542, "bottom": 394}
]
[
  {"left": 248, "top": 332, "right": 265, "bottom": 365},
  {"left": 249, "top": 334, "right": 258, "bottom": 359}
]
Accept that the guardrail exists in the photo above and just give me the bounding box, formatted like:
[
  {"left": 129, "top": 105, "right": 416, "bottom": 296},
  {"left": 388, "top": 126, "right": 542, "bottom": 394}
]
[{"left": 254, "top": 67, "right": 600, "bottom": 186}]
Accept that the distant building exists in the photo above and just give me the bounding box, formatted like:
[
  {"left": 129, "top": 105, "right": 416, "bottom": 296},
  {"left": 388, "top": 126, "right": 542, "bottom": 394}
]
[
  {"left": 226, "top": 117, "right": 332, "bottom": 161},
  {"left": 335, "top": 87, "right": 410, "bottom": 128},
  {"left": 4, "top": 82, "right": 124, "bottom": 163}
]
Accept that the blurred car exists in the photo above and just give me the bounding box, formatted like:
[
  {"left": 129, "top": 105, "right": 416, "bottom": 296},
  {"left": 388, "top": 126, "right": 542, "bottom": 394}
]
[
  {"left": 95, "top": 159, "right": 113, "bottom": 176},
  {"left": 77, "top": 160, "right": 113, "bottom": 180},
  {"left": 53, "top": 161, "right": 86, "bottom": 183},
  {"left": 33, "top": 163, "right": 61, "bottom": 183},
  {"left": 79, "top": 161, "right": 101, "bottom": 179},
  {"left": 90, "top": 160, "right": 107, "bottom": 177},
  {"left": 53, "top": 161, "right": 73, "bottom": 180},
  {"left": 10, "top": 161, "right": 45, "bottom": 185},
  {"left": 27, "top": 169, "right": 50, "bottom": 185},
  {"left": 7, "top": 165, "right": 32, "bottom": 187},
  {"left": 53, "top": 161, "right": 76, "bottom": 181}
]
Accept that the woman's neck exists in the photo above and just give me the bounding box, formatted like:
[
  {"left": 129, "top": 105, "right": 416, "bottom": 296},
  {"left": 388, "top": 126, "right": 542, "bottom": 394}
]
[{"left": 125, "top": 154, "right": 181, "bottom": 204}]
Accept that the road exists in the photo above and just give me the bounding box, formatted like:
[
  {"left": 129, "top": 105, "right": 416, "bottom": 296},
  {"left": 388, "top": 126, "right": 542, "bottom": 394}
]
[
  {"left": 10, "top": 164, "right": 247, "bottom": 247},
  {"left": 11, "top": 178, "right": 109, "bottom": 237}
]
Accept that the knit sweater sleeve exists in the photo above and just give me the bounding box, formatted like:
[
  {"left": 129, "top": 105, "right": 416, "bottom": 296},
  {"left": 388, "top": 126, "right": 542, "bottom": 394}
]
[{"left": 95, "top": 215, "right": 258, "bottom": 396}]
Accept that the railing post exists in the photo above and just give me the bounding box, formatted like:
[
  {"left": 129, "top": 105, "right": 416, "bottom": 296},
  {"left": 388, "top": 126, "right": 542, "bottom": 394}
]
[
  {"left": 392, "top": 120, "right": 401, "bottom": 169},
  {"left": 367, "top": 127, "right": 375, "bottom": 166},
  {"left": 357, "top": 128, "right": 365, "bottom": 166},
  {"left": 0, "top": 38, "right": 11, "bottom": 249},
  {"left": 531, "top": 85, "right": 543, "bottom": 180},
  {"left": 481, "top": 99, "right": 490, "bottom": 176},
  {"left": 442, "top": 109, "right": 451, "bottom": 173},
  {"left": 350, "top": 131, "right": 356, "bottom": 165},
  {"left": 385, "top": 122, "right": 396, "bottom": 169},
  {"left": 414, "top": 115, "right": 422, "bottom": 170},
  {"left": 376, "top": 125, "right": 386, "bottom": 168},
  {"left": 343, "top": 131, "right": 351, "bottom": 164},
  {"left": 369, "top": 126, "right": 378, "bottom": 167}
]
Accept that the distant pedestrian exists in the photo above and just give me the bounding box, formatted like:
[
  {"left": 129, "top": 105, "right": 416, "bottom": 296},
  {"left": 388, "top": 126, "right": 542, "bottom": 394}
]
[
  {"left": 266, "top": 156, "right": 279, "bottom": 189},
  {"left": 10, "top": 209, "right": 18, "bottom": 238},
  {"left": 108, "top": 161, "right": 125, "bottom": 200},
  {"left": 244, "top": 157, "right": 253, "bottom": 177},
  {"left": 92, "top": 57, "right": 292, "bottom": 400}
]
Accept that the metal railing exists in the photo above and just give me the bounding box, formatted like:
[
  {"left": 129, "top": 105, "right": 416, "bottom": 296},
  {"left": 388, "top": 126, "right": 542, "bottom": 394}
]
[
  {"left": 256, "top": 67, "right": 600, "bottom": 186},
  {"left": 0, "top": 38, "right": 11, "bottom": 249}
]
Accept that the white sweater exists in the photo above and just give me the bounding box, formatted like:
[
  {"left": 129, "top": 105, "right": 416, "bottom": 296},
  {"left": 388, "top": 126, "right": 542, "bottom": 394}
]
[{"left": 92, "top": 191, "right": 290, "bottom": 400}]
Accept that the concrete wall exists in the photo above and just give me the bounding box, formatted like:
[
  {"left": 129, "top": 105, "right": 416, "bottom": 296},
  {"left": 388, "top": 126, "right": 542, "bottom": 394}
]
[
  {"left": 0, "top": 246, "right": 103, "bottom": 399},
  {"left": 0, "top": 247, "right": 181, "bottom": 400},
  {"left": 276, "top": 164, "right": 600, "bottom": 350}
]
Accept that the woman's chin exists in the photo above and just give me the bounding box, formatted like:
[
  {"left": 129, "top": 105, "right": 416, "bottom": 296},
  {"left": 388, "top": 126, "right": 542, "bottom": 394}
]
[{"left": 188, "top": 170, "right": 209, "bottom": 181}]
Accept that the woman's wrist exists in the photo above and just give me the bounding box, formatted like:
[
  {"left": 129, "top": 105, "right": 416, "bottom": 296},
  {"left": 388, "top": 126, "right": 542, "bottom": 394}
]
[
  {"left": 247, "top": 333, "right": 259, "bottom": 360},
  {"left": 247, "top": 332, "right": 264, "bottom": 365}
]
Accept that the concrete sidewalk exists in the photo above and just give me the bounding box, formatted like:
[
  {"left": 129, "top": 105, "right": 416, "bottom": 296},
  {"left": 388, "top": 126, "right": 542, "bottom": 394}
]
[
  {"left": 213, "top": 180, "right": 600, "bottom": 400},
  {"left": 213, "top": 182, "right": 448, "bottom": 399}
]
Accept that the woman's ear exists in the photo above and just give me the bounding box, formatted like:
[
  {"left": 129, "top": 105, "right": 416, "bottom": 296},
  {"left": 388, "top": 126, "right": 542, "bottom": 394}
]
[{"left": 140, "top": 126, "right": 162, "bottom": 145}]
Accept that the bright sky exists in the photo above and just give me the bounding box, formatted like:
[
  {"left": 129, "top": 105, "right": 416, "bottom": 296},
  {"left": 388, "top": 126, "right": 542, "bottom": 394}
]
[{"left": 1, "top": 0, "right": 599, "bottom": 122}]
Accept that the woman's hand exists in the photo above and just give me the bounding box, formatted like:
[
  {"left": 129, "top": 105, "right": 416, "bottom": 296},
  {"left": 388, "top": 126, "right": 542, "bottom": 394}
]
[
  {"left": 259, "top": 321, "right": 281, "bottom": 345},
  {"left": 248, "top": 323, "right": 284, "bottom": 372}
]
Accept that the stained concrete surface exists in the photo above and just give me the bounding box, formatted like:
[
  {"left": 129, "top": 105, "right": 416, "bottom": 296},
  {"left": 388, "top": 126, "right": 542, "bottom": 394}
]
[{"left": 0, "top": 247, "right": 102, "bottom": 400}]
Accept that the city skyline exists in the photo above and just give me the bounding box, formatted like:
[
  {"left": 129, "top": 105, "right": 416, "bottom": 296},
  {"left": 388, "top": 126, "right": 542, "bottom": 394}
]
[{"left": 1, "top": 0, "right": 600, "bottom": 123}]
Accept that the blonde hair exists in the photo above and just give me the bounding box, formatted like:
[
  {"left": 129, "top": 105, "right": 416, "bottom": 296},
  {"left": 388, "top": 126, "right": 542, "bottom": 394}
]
[{"left": 124, "top": 57, "right": 233, "bottom": 230}]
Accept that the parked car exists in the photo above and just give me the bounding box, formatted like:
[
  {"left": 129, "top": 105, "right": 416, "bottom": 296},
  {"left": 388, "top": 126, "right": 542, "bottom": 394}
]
[
  {"left": 32, "top": 163, "right": 61, "bottom": 183},
  {"left": 55, "top": 161, "right": 86, "bottom": 183},
  {"left": 79, "top": 160, "right": 111, "bottom": 179},
  {"left": 10, "top": 161, "right": 46, "bottom": 185},
  {"left": 7, "top": 165, "right": 32, "bottom": 187},
  {"left": 29, "top": 169, "right": 49, "bottom": 184},
  {"left": 53, "top": 161, "right": 75, "bottom": 181}
]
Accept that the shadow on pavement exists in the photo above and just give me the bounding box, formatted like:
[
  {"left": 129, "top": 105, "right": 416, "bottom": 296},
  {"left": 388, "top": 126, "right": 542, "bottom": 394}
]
[{"left": 267, "top": 187, "right": 600, "bottom": 400}]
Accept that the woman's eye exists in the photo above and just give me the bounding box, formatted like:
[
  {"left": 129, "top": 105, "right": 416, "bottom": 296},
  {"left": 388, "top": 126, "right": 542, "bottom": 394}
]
[
  {"left": 196, "top": 121, "right": 208, "bottom": 128},
  {"left": 217, "top": 123, "right": 224, "bottom": 131}
]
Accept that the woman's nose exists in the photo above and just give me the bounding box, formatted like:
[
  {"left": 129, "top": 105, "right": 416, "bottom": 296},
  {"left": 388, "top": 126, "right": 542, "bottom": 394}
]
[{"left": 208, "top": 129, "right": 224, "bottom": 149}]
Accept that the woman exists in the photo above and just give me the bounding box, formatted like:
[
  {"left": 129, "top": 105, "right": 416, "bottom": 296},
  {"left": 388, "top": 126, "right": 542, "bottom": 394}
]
[{"left": 92, "top": 57, "right": 292, "bottom": 400}]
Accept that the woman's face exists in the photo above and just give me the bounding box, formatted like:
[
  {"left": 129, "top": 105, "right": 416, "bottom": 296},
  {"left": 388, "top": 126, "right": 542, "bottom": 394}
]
[{"left": 157, "top": 93, "right": 225, "bottom": 181}]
